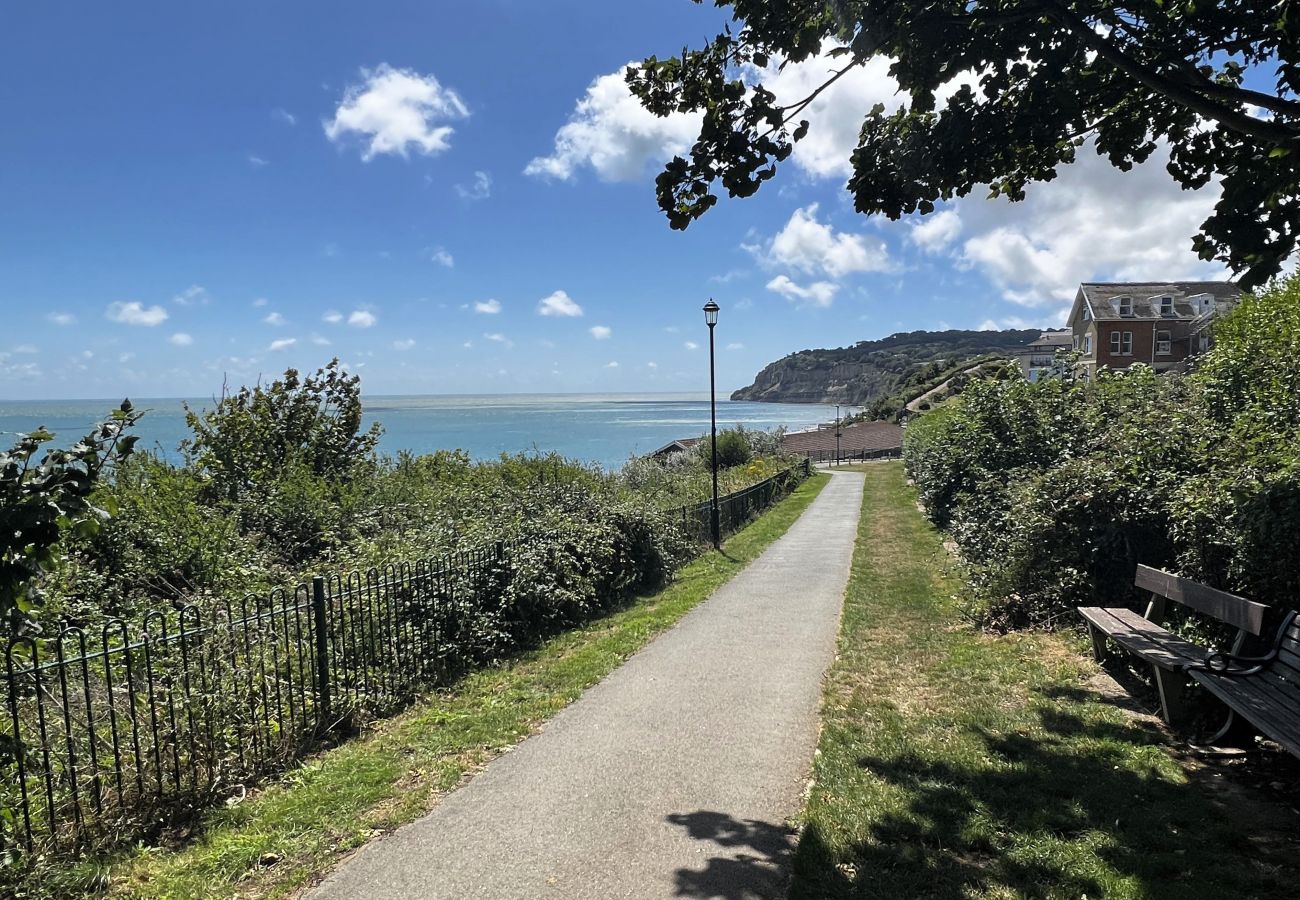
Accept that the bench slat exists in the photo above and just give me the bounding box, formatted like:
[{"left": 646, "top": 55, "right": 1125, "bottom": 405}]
[
  {"left": 1079, "top": 606, "right": 1209, "bottom": 670},
  {"left": 1192, "top": 674, "right": 1300, "bottom": 742},
  {"left": 1191, "top": 670, "right": 1300, "bottom": 758},
  {"left": 1134, "top": 565, "right": 1267, "bottom": 635}
]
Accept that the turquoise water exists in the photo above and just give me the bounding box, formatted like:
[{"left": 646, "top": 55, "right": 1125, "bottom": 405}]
[{"left": 0, "top": 394, "right": 836, "bottom": 470}]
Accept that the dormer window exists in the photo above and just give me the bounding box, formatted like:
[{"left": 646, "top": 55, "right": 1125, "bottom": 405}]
[
  {"left": 1117, "top": 296, "right": 1133, "bottom": 317},
  {"left": 1159, "top": 296, "right": 1173, "bottom": 316}
]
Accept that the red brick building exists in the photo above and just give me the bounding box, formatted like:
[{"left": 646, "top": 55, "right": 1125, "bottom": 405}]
[{"left": 1066, "top": 281, "right": 1243, "bottom": 378}]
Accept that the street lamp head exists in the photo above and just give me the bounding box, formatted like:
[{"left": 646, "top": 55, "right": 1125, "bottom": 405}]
[{"left": 703, "top": 299, "right": 720, "bottom": 327}]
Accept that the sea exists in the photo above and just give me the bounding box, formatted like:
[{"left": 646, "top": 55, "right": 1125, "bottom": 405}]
[{"left": 0, "top": 394, "right": 839, "bottom": 471}]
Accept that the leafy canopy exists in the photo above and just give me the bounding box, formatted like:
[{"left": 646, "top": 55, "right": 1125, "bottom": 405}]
[
  {"left": 629, "top": 0, "right": 1300, "bottom": 288},
  {"left": 0, "top": 401, "right": 140, "bottom": 639}
]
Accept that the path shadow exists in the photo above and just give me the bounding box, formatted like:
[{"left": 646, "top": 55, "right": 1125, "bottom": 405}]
[
  {"left": 666, "top": 810, "right": 793, "bottom": 899},
  {"left": 788, "top": 703, "right": 1300, "bottom": 900}
]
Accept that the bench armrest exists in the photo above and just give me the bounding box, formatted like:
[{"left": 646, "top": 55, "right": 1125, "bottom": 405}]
[
  {"left": 1185, "top": 611, "right": 1299, "bottom": 677},
  {"left": 1189, "top": 649, "right": 1276, "bottom": 677}
]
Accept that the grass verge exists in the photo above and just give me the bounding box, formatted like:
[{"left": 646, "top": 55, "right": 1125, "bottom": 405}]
[
  {"left": 790, "top": 462, "right": 1300, "bottom": 899},
  {"left": 34, "top": 472, "right": 828, "bottom": 900}
]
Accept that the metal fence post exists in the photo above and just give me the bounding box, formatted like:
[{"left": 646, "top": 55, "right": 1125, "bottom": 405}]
[{"left": 311, "top": 577, "right": 331, "bottom": 732}]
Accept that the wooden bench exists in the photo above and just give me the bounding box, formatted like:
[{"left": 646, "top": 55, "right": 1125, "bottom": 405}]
[
  {"left": 1187, "top": 610, "right": 1300, "bottom": 757},
  {"left": 1078, "top": 565, "right": 1268, "bottom": 723}
]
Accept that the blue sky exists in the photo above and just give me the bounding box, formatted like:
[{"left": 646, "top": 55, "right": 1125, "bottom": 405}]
[{"left": 0, "top": 0, "right": 1228, "bottom": 400}]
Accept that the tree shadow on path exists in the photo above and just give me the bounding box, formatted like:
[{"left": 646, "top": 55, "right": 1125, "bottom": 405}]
[{"left": 667, "top": 810, "right": 794, "bottom": 899}]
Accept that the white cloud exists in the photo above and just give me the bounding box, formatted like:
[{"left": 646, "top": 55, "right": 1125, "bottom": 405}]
[
  {"left": 269, "top": 337, "right": 297, "bottom": 351},
  {"left": 474, "top": 298, "right": 501, "bottom": 314},
  {"left": 393, "top": 338, "right": 416, "bottom": 351},
  {"left": 647, "top": 361, "right": 658, "bottom": 369},
  {"left": 684, "top": 341, "right": 699, "bottom": 351},
  {"left": 323, "top": 311, "right": 344, "bottom": 324},
  {"left": 484, "top": 332, "right": 513, "bottom": 347},
  {"left": 324, "top": 64, "right": 468, "bottom": 160},
  {"left": 430, "top": 247, "right": 454, "bottom": 268},
  {"left": 525, "top": 65, "right": 702, "bottom": 182},
  {"left": 909, "top": 209, "right": 962, "bottom": 252},
  {"left": 252, "top": 297, "right": 269, "bottom": 308},
  {"left": 977, "top": 319, "right": 999, "bottom": 331},
  {"left": 766, "top": 275, "right": 838, "bottom": 307},
  {"left": 605, "top": 361, "right": 619, "bottom": 368},
  {"left": 173, "top": 285, "right": 209, "bottom": 306},
  {"left": 456, "top": 170, "right": 492, "bottom": 200},
  {"left": 106, "top": 301, "right": 169, "bottom": 326},
  {"left": 310, "top": 334, "right": 332, "bottom": 346},
  {"left": 272, "top": 107, "right": 297, "bottom": 126},
  {"left": 248, "top": 154, "right": 269, "bottom": 167},
  {"left": 943, "top": 143, "right": 1224, "bottom": 306},
  {"left": 348, "top": 309, "right": 377, "bottom": 328},
  {"left": 537, "top": 290, "right": 583, "bottom": 317},
  {"left": 745, "top": 50, "right": 905, "bottom": 179},
  {"left": 589, "top": 325, "right": 612, "bottom": 340},
  {"left": 263, "top": 312, "right": 286, "bottom": 326},
  {"left": 760, "top": 203, "right": 892, "bottom": 277},
  {"left": 47, "top": 312, "right": 76, "bottom": 326},
  {"left": 169, "top": 332, "right": 193, "bottom": 346},
  {"left": 726, "top": 342, "right": 744, "bottom": 350}
]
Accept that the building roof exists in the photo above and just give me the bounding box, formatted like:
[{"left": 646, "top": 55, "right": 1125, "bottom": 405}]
[
  {"left": 1077, "top": 281, "right": 1241, "bottom": 322},
  {"left": 647, "top": 437, "right": 702, "bottom": 458},
  {"left": 780, "top": 421, "right": 903, "bottom": 455},
  {"left": 1026, "top": 331, "right": 1073, "bottom": 349}
]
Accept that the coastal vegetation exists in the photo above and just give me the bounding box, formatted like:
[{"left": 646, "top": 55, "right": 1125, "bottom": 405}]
[
  {"left": 903, "top": 274, "right": 1300, "bottom": 629},
  {"left": 730, "top": 328, "right": 1039, "bottom": 407},
  {"left": 0, "top": 362, "right": 802, "bottom": 885}
]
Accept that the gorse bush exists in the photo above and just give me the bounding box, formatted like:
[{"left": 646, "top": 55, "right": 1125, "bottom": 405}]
[{"left": 905, "top": 274, "right": 1300, "bottom": 629}]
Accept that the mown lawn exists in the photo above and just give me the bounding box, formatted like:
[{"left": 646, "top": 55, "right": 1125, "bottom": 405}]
[
  {"left": 790, "top": 462, "right": 1300, "bottom": 900},
  {"left": 24, "top": 474, "right": 829, "bottom": 900}
]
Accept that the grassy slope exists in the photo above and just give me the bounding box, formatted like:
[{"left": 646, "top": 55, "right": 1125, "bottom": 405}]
[
  {"left": 790, "top": 462, "right": 1300, "bottom": 900},
  {"left": 54, "top": 473, "right": 829, "bottom": 900}
]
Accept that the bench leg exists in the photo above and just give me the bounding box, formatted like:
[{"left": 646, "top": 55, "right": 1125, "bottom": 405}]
[
  {"left": 1087, "top": 623, "right": 1107, "bottom": 662},
  {"left": 1205, "top": 709, "right": 1258, "bottom": 750},
  {"left": 1152, "top": 666, "right": 1187, "bottom": 724}
]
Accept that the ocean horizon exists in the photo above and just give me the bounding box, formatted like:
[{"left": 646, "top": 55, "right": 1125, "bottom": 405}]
[{"left": 0, "top": 392, "right": 844, "bottom": 470}]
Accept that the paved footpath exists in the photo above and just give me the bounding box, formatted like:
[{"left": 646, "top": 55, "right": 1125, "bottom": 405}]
[{"left": 311, "top": 470, "right": 865, "bottom": 900}]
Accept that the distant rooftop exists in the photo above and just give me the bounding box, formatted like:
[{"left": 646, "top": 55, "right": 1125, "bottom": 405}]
[{"left": 1079, "top": 281, "right": 1242, "bottom": 321}]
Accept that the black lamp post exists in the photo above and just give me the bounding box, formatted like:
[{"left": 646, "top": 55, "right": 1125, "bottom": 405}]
[
  {"left": 704, "top": 299, "right": 721, "bottom": 550},
  {"left": 835, "top": 404, "right": 841, "bottom": 466}
]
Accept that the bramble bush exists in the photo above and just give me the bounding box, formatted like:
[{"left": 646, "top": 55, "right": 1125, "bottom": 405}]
[
  {"left": 38, "top": 363, "right": 796, "bottom": 638},
  {"left": 905, "top": 274, "right": 1300, "bottom": 629}
]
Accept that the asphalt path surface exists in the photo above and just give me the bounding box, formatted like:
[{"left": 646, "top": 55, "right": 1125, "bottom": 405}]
[{"left": 310, "top": 470, "right": 865, "bottom": 900}]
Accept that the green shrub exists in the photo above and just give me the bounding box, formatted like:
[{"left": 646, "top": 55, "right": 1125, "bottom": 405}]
[
  {"left": 183, "top": 359, "right": 381, "bottom": 504},
  {"left": 698, "top": 427, "right": 754, "bottom": 468}
]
